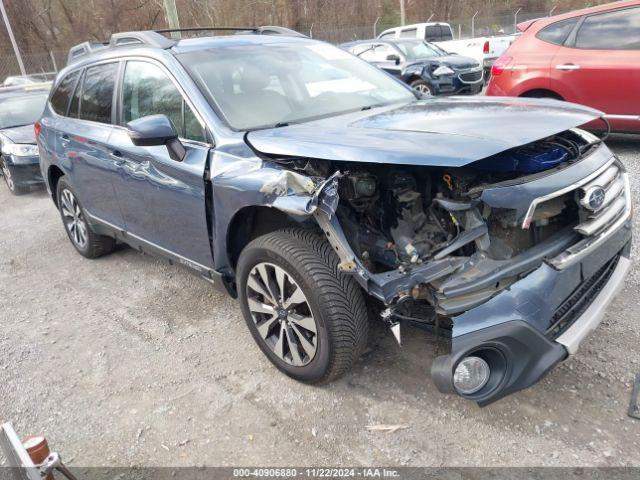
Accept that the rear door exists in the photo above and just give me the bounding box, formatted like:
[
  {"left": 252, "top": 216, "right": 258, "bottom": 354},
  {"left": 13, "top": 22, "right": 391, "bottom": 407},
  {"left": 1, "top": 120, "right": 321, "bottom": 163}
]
[
  {"left": 58, "top": 62, "right": 124, "bottom": 228},
  {"left": 108, "top": 59, "right": 214, "bottom": 269},
  {"left": 551, "top": 6, "right": 640, "bottom": 125}
]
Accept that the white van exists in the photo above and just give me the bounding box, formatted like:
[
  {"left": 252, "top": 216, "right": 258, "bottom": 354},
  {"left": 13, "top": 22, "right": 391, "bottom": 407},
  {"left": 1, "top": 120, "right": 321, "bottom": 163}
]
[{"left": 377, "top": 22, "right": 454, "bottom": 42}]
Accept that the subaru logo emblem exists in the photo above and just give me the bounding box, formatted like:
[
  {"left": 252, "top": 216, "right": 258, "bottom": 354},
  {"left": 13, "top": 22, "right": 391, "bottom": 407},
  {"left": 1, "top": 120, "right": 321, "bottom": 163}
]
[{"left": 581, "top": 186, "right": 606, "bottom": 211}]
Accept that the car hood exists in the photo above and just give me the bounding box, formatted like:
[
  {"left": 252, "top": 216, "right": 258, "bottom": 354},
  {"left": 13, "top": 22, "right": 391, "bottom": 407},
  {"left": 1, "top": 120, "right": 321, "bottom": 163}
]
[
  {"left": 0, "top": 124, "right": 35, "bottom": 144},
  {"left": 246, "top": 97, "right": 603, "bottom": 167}
]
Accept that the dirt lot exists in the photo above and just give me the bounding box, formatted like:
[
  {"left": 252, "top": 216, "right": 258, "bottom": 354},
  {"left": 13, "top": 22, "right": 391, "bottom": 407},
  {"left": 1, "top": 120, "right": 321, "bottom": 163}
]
[{"left": 1, "top": 134, "right": 640, "bottom": 467}]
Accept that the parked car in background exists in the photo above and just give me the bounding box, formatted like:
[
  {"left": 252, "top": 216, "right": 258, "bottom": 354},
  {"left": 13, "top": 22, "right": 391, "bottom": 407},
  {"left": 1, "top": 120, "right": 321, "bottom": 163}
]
[
  {"left": 39, "top": 29, "right": 631, "bottom": 405},
  {"left": 1, "top": 73, "right": 57, "bottom": 88},
  {"left": 487, "top": 0, "right": 640, "bottom": 133},
  {"left": 0, "top": 83, "right": 49, "bottom": 194},
  {"left": 377, "top": 22, "right": 517, "bottom": 79},
  {"left": 378, "top": 22, "right": 454, "bottom": 42},
  {"left": 341, "top": 39, "right": 483, "bottom": 96}
]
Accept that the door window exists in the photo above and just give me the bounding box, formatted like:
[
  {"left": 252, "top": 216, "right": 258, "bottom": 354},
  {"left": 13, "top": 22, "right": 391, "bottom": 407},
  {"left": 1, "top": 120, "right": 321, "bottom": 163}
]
[
  {"left": 50, "top": 70, "right": 81, "bottom": 115},
  {"left": 575, "top": 7, "right": 640, "bottom": 50},
  {"left": 79, "top": 62, "right": 118, "bottom": 124},
  {"left": 536, "top": 18, "right": 579, "bottom": 45},
  {"left": 121, "top": 61, "right": 205, "bottom": 142},
  {"left": 359, "top": 44, "right": 396, "bottom": 62}
]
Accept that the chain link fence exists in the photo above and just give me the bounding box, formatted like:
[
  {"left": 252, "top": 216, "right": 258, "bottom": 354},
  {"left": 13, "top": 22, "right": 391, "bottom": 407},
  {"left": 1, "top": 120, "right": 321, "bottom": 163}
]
[{"left": 0, "top": 9, "right": 559, "bottom": 80}]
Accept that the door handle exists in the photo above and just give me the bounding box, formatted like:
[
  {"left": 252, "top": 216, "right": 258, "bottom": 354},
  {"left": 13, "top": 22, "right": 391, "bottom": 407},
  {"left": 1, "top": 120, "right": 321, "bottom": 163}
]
[
  {"left": 555, "top": 64, "right": 581, "bottom": 71},
  {"left": 60, "top": 134, "right": 70, "bottom": 144}
]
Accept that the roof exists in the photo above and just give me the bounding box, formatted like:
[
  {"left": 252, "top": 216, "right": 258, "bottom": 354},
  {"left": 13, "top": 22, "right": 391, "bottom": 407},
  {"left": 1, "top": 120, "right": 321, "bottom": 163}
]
[{"left": 522, "top": 0, "right": 640, "bottom": 32}]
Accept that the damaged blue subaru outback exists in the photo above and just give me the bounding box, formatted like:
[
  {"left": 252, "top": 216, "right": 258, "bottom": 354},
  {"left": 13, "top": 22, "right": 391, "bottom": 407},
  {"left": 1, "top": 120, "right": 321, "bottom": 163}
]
[{"left": 37, "top": 29, "right": 632, "bottom": 405}]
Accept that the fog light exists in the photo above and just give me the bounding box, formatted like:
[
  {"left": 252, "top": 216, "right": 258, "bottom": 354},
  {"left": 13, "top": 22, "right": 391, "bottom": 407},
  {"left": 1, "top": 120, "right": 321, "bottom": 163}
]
[{"left": 453, "top": 356, "right": 490, "bottom": 395}]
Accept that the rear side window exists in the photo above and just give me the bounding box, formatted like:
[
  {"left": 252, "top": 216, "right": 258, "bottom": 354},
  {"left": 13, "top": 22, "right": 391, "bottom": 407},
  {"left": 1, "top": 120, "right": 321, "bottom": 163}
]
[
  {"left": 425, "top": 25, "right": 440, "bottom": 40},
  {"left": 50, "top": 70, "right": 80, "bottom": 115},
  {"left": 79, "top": 62, "right": 118, "bottom": 124},
  {"left": 536, "top": 18, "right": 578, "bottom": 45},
  {"left": 400, "top": 28, "right": 417, "bottom": 38},
  {"left": 575, "top": 7, "right": 640, "bottom": 50}
]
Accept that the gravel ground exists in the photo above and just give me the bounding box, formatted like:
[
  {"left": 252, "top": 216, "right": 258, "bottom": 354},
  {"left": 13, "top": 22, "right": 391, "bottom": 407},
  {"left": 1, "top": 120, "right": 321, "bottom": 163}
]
[{"left": 1, "top": 134, "right": 640, "bottom": 467}]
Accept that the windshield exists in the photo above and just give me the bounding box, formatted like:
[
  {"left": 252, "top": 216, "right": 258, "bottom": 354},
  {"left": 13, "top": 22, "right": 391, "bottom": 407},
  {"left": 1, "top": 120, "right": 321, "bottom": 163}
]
[
  {"left": 179, "top": 41, "right": 415, "bottom": 130},
  {"left": 0, "top": 94, "right": 47, "bottom": 129},
  {"left": 394, "top": 41, "right": 445, "bottom": 60}
]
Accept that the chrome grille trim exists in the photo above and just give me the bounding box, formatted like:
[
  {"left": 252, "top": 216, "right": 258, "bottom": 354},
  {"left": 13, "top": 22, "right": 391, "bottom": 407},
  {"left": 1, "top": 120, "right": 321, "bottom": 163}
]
[
  {"left": 521, "top": 157, "right": 617, "bottom": 229},
  {"left": 522, "top": 156, "right": 631, "bottom": 270},
  {"left": 548, "top": 171, "right": 631, "bottom": 269}
]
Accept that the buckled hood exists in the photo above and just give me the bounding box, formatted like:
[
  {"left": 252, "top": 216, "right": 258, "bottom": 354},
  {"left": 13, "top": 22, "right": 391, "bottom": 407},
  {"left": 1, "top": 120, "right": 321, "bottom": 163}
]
[
  {"left": 246, "top": 96, "right": 603, "bottom": 167},
  {"left": 0, "top": 124, "right": 36, "bottom": 145}
]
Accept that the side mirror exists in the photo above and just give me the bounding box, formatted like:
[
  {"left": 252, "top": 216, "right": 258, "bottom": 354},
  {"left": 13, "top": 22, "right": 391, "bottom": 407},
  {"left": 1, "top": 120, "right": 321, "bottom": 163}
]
[
  {"left": 127, "top": 114, "right": 185, "bottom": 162},
  {"left": 386, "top": 54, "right": 401, "bottom": 65}
]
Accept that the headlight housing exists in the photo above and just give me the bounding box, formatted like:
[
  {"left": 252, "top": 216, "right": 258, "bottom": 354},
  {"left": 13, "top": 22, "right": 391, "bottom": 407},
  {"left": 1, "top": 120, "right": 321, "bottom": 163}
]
[
  {"left": 4, "top": 143, "right": 39, "bottom": 157},
  {"left": 432, "top": 65, "right": 455, "bottom": 77}
]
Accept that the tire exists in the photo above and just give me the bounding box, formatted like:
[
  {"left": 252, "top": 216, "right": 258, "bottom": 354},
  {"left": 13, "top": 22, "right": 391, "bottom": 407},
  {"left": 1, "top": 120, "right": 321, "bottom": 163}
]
[
  {"left": 410, "top": 79, "right": 434, "bottom": 97},
  {"left": 237, "top": 228, "right": 369, "bottom": 384},
  {"left": 56, "top": 177, "right": 115, "bottom": 259},
  {"left": 1, "top": 158, "right": 29, "bottom": 195}
]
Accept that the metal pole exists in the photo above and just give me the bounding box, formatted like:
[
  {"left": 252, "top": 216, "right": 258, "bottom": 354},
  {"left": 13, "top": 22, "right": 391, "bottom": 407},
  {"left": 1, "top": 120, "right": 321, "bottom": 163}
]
[
  {"left": 373, "top": 16, "right": 380, "bottom": 37},
  {"left": 514, "top": 8, "right": 522, "bottom": 33},
  {"left": 162, "top": 0, "right": 181, "bottom": 39},
  {"left": 471, "top": 11, "right": 479, "bottom": 38},
  {"left": 549, "top": 6, "right": 557, "bottom": 16},
  {"left": 49, "top": 50, "right": 58, "bottom": 73},
  {"left": 0, "top": 0, "right": 26, "bottom": 76},
  {"left": 400, "top": 0, "right": 406, "bottom": 26}
]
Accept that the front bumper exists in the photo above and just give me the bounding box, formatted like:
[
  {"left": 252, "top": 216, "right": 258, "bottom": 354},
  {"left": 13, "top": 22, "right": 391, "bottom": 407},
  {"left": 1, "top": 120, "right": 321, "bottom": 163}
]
[
  {"left": 2, "top": 154, "right": 43, "bottom": 187},
  {"left": 432, "top": 229, "right": 632, "bottom": 405}
]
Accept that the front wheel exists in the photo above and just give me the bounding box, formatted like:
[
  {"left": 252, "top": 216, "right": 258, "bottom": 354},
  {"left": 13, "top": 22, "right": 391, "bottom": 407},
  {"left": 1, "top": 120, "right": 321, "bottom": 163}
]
[
  {"left": 410, "top": 79, "right": 434, "bottom": 97},
  {"left": 1, "top": 158, "right": 29, "bottom": 195},
  {"left": 237, "top": 228, "right": 369, "bottom": 384},
  {"left": 56, "top": 177, "right": 115, "bottom": 258}
]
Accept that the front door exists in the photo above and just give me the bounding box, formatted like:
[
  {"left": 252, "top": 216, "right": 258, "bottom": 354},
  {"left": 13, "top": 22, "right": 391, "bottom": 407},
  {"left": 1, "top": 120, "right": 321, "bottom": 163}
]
[{"left": 109, "top": 59, "right": 214, "bottom": 269}]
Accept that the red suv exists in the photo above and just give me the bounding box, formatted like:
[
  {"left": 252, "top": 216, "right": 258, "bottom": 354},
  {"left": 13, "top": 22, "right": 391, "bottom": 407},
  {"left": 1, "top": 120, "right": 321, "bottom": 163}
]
[{"left": 487, "top": 1, "right": 640, "bottom": 133}]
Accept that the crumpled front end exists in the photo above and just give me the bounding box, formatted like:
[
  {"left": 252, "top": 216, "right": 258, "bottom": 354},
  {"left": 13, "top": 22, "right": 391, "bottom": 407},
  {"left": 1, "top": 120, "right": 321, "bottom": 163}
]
[
  {"left": 243, "top": 123, "right": 631, "bottom": 404},
  {"left": 305, "top": 129, "right": 632, "bottom": 404}
]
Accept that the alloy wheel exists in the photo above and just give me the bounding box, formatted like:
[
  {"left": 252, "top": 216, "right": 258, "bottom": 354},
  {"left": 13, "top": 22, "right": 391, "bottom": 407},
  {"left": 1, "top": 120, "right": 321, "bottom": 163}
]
[
  {"left": 245, "top": 262, "right": 318, "bottom": 366},
  {"left": 1, "top": 160, "right": 14, "bottom": 191},
  {"left": 60, "top": 189, "right": 88, "bottom": 249},
  {"left": 415, "top": 84, "right": 433, "bottom": 96}
]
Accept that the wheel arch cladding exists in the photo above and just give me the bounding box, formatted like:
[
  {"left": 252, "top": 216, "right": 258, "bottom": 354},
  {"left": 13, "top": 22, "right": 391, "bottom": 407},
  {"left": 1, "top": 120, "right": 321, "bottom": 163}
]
[
  {"left": 226, "top": 205, "right": 307, "bottom": 270},
  {"left": 48, "top": 165, "right": 65, "bottom": 206}
]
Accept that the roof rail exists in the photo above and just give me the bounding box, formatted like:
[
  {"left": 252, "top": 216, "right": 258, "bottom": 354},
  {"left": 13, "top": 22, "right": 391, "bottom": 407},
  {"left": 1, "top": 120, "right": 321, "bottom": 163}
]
[
  {"left": 67, "top": 41, "right": 108, "bottom": 65},
  {"left": 67, "top": 31, "right": 175, "bottom": 65},
  {"left": 154, "top": 26, "right": 308, "bottom": 38},
  {"left": 110, "top": 31, "right": 175, "bottom": 49},
  {"left": 66, "top": 26, "right": 307, "bottom": 65}
]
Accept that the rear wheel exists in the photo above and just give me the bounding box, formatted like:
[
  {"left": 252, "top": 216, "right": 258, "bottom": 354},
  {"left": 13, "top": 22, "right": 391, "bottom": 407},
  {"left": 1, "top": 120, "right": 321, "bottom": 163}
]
[
  {"left": 410, "top": 79, "right": 434, "bottom": 97},
  {"left": 1, "top": 158, "right": 29, "bottom": 195},
  {"left": 56, "top": 177, "right": 115, "bottom": 258},
  {"left": 237, "top": 228, "right": 369, "bottom": 384}
]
